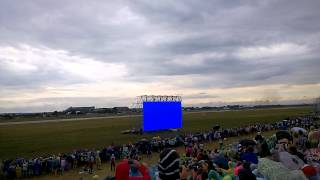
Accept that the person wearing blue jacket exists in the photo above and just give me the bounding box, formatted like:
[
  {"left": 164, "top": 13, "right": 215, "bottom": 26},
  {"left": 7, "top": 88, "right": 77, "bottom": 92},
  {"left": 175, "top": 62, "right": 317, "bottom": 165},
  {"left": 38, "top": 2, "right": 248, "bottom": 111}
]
[{"left": 240, "top": 146, "right": 258, "bottom": 164}]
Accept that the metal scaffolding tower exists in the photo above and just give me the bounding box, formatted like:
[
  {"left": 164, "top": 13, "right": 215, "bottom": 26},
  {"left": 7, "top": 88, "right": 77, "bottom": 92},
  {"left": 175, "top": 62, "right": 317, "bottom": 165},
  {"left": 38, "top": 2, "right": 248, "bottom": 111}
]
[{"left": 133, "top": 95, "right": 182, "bottom": 109}]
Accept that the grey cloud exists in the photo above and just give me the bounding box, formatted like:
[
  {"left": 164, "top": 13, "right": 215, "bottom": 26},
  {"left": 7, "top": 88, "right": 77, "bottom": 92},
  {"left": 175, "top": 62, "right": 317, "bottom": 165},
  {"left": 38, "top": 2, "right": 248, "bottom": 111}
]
[
  {"left": 128, "top": 51, "right": 320, "bottom": 88},
  {"left": 183, "top": 93, "right": 219, "bottom": 99},
  {"left": 0, "top": 0, "right": 320, "bottom": 111},
  {"left": 0, "top": 61, "right": 84, "bottom": 88},
  {"left": 188, "top": 98, "right": 316, "bottom": 108},
  {"left": 0, "top": 96, "right": 133, "bottom": 113},
  {"left": 124, "top": 0, "right": 320, "bottom": 86}
]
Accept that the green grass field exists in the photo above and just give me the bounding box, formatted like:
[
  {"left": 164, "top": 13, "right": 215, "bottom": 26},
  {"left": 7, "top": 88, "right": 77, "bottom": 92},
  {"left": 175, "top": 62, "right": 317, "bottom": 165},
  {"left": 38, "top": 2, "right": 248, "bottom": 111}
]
[{"left": 0, "top": 107, "right": 312, "bottom": 159}]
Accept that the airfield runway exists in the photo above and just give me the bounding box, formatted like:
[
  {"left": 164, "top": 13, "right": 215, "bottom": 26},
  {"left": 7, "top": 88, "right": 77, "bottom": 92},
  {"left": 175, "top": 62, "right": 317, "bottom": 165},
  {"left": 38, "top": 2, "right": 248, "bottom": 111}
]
[{"left": 0, "top": 110, "right": 221, "bottom": 126}]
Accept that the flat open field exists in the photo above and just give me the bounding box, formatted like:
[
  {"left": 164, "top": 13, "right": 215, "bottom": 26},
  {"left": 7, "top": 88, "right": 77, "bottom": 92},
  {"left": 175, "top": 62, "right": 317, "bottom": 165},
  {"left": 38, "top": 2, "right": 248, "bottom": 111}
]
[{"left": 0, "top": 107, "right": 312, "bottom": 159}]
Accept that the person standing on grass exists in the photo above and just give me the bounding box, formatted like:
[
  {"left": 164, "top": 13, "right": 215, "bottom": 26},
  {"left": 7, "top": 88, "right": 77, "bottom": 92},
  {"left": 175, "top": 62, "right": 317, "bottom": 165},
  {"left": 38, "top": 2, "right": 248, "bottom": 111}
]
[
  {"left": 146, "top": 144, "right": 152, "bottom": 159},
  {"left": 33, "top": 159, "right": 41, "bottom": 176},
  {"left": 123, "top": 145, "right": 129, "bottom": 158},
  {"left": 71, "top": 153, "right": 77, "bottom": 169},
  {"left": 22, "top": 161, "right": 28, "bottom": 177},
  {"left": 0, "top": 160, "right": 4, "bottom": 180},
  {"left": 60, "top": 157, "right": 66, "bottom": 175},
  {"left": 54, "top": 156, "right": 60, "bottom": 176},
  {"left": 15, "top": 165, "right": 22, "bottom": 179},
  {"left": 96, "top": 154, "right": 101, "bottom": 170},
  {"left": 219, "top": 138, "right": 224, "bottom": 150},
  {"left": 297, "top": 130, "right": 307, "bottom": 152},
  {"left": 88, "top": 154, "right": 95, "bottom": 174},
  {"left": 110, "top": 154, "right": 116, "bottom": 171}
]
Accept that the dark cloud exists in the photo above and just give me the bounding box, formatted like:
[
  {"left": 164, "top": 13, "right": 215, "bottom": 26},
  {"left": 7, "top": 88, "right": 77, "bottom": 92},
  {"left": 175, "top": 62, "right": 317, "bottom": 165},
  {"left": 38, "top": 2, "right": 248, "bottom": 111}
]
[{"left": 123, "top": 0, "right": 320, "bottom": 87}]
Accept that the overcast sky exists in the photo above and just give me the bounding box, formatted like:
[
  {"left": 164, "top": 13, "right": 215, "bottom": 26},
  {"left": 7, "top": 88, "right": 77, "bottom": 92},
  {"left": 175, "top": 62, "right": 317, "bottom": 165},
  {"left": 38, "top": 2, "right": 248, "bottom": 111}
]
[{"left": 0, "top": 0, "right": 320, "bottom": 112}]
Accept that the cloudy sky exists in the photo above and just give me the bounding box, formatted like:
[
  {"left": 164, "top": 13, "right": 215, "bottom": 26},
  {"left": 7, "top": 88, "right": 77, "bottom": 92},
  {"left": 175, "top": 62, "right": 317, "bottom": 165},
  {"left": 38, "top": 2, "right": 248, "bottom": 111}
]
[{"left": 0, "top": 0, "right": 320, "bottom": 112}]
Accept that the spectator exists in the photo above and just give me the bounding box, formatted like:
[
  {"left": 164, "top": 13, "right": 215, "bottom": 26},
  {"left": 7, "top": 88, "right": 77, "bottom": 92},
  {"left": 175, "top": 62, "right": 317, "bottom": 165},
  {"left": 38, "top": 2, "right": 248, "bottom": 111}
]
[
  {"left": 110, "top": 154, "right": 116, "bottom": 171},
  {"left": 158, "top": 149, "right": 180, "bottom": 180},
  {"left": 1, "top": 114, "right": 319, "bottom": 179},
  {"left": 61, "top": 157, "right": 66, "bottom": 175},
  {"left": 89, "top": 155, "right": 95, "bottom": 174},
  {"left": 96, "top": 155, "right": 101, "bottom": 170},
  {"left": 297, "top": 130, "right": 307, "bottom": 152},
  {"left": 22, "top": 162, "right": 28, "bottom": 177},
  {"left": 241, "top": 146, "right": 258, "bottom": 164},
  {"left": 238, "top": 162, "right": 256, "bottom": 180},
  {"left": 15, "top": 165, "right": 22, "bottom": 179},
  {"left": 115, "top": 159, "right": 151, "bottom": 180}
]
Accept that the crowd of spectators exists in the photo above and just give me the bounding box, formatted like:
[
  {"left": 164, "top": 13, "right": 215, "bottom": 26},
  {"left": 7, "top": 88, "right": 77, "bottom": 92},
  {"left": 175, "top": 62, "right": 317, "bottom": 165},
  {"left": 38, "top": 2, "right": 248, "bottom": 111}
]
[
  {"left": 113, "top": 115, "right": 320, "bottom": 180},
  {"left": 0, "top": 115, "right": 319, "bottom": 180}
]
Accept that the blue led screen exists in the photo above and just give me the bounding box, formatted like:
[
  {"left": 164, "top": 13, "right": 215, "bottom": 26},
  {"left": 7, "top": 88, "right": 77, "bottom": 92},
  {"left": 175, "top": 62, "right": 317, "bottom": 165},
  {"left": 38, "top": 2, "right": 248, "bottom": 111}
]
[{"left": 143, "top": 101, "right": 182, "bottom": 131}]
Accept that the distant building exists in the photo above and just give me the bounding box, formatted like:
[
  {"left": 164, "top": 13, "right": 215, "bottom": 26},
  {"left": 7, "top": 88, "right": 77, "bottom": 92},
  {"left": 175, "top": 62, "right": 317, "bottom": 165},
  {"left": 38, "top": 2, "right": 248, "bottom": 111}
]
[
  {"left": 183, "top": 107, "right": 195, "bottom": 111},
  {"left": 315, "top": 98, "right": 320, "bottom": 113},
  {"left": 130, "top": 108, "right": 142, "bottom": 113},
  {"left": 92, "top": 108, "right": 115, "bottom": 113},
  {"left": 64, "top": 106, "right": 95, "bottom": 114},
  {"left": 113, "top": 107, "right": 130, "bottom": 113}
]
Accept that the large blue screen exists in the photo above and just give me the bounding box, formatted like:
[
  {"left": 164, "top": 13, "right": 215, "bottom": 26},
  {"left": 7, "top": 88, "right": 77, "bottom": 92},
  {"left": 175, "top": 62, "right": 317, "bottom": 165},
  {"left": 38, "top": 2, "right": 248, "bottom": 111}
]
[{"left": 143, "top": 102, "right": 182, "bottom": 131}]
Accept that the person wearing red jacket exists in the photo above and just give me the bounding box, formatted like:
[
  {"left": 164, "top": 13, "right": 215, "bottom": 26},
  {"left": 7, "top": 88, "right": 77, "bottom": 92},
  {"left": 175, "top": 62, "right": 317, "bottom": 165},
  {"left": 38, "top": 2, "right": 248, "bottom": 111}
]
[{"left": 115, "top": 159, "right": 151, "bottom": 180}]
